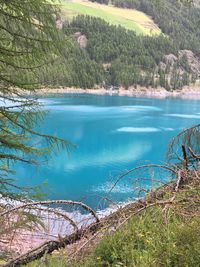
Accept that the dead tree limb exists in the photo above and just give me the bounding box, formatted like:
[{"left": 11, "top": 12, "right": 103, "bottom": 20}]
[
  {"left": 170, "top": 170, "right": 183, "bottom": 202},
  {"left": 0, "top": 200, "right": 99, "bottom": 223},
  {"left": 2, "top": 223, "right": 99, "bottom": 267},
  {"left": 188, "top": 146, "right": 200, "bottom": 160},
  {"left": 109, "top": 164, "right": 177, "bottom": 193},
  {"left": 181, "top": 145, "right": 189, "bottom": 169},
  {"left": 30, "top": 207, "right": 79, "bottom": 232}
]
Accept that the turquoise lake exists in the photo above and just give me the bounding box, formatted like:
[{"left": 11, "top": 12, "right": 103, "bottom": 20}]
[{"left": 13, "top": 94, "right": 200, "bottom": 209}]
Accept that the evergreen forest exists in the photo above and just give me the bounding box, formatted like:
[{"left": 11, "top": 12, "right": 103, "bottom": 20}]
[{"left": 44, "top": 0, "right": 200, "bottom": 90}]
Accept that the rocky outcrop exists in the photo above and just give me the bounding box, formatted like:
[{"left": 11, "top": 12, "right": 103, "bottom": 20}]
[
  {"left": 74, "top": 32, "right": 88, "bottom": 49},
  {"left": 179, "top": 49, "right": 200, "bottom": 75},
  {"left": 160, "top": 50, "right": 200, "bottom": 76},
  {"left": 56, "top": 18, "right": 64, "bottom": 29},
  {"left": 163, "top": 54, "right": 178, "bottom": 66}
]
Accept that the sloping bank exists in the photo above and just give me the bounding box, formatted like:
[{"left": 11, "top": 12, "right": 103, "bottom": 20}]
[{"left": 2, "top": 166, "right": 200, "bottom": 267}]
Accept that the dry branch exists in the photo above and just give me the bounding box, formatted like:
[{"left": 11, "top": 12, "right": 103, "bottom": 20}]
[
  {"left": 30, "top": 207, "right": 79, "bottom": 232},
  {"left": 188, "top": 146, "right": 200, "bottom": 160},
  {"left": 108, "top": 164, "right": 177, "bottom": 193},
  {"left": 181, "top": 145, "right": 189, "bottom": 169},
  {"left": 0, "top": 200, "right": 99, "bottom": 223},
  {"left": 167, "top": 124, "right": 200, "bottom": 167},
  {"left": 2, "top": 224, "right": 99, "bottom": 267}
]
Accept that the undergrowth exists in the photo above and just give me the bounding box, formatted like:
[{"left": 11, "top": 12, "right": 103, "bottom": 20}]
[{"left": 28, "top": 181, "right": 200, "bottom": 267}]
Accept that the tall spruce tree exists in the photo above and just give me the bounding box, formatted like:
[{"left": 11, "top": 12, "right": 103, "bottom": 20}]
[{"left": 0, "top": 0, "right": 69, "bottom": 199}]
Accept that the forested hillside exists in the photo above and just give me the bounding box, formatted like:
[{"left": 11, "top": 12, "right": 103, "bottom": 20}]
[
  {"left": 46, "top": 0, "right": 200, "bottom": 90},
  {"left": 110, "top": 0, "right": 200, "bottom": 54}
]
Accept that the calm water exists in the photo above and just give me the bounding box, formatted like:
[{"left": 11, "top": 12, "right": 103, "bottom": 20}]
[{"left": 13, "top": 94, "right": 200, "bottom": 209}]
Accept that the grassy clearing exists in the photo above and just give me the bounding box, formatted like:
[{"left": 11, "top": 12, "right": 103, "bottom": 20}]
[
  {"left": 77, "top": 212, "right": 200, "bottom": 267},
  {"left": 60, "top": 0, "right": 161, "bottom": 35}
]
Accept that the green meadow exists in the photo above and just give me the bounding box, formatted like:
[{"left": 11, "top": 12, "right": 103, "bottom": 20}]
[{"left": 60, "top": 0, "right": 161, "bottom": 35}]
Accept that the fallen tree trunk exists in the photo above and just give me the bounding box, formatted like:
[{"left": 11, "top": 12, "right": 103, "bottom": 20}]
[{"left": 2, "top": 223, "right": 99, "bottom": 267}]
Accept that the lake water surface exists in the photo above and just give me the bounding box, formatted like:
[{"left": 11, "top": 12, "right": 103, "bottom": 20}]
[{"left": 13, "top": 94, "right": 200, "bottom": 209}]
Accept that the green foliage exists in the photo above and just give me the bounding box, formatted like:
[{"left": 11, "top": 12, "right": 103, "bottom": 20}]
[
  {"left": 0, "top": 0, "right": 71, "bottom": 199},
  {"left": 53, "top": 0, "right": 200, "bottom": 90},
  {"left": 27, "top": 254, "right": 68, "bottom": 267},
  {"left": 85, "top": 214, "right": 200, "bottom": 267},
  {"left": 61, "top": 15, "right": 194, "bottom": 89},
  {"left": 31, "top": 0, "right": 200, "bottom": 91},
  {"left": 90, "top": 0, "right": 109, "bottom": 4},
  {"left": 39, "top": 36, "right": 104, "bottom": 88},
  {"left": 111, "top": 0, "right": 200, "bottom": 54}
]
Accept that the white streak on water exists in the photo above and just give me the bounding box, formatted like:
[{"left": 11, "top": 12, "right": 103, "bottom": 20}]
[
  {"left": 38, "top": 99, "right": 60, "bottom": 105},
  {"left": 41, "top": 104, "right": 162, "bottom": 113},
  {"left": 116, "top": 127, "right": 160, "bottom": 133},
  {"left": 165, "top": 113, "right": 200, "bottom": 119},
  {"left": 160, "top": 127, "right": 174, "bottom": 131},
  {"left": 121, "top": 105, "right": 162, "bottom": 112}
]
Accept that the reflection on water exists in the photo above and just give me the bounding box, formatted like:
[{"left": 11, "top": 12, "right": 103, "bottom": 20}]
[
  {"left": 13, "top": 94, "right": 200, "bottom": 208},
  {"left": 166, "top": 113, "right": 200, "bottom": 119},
  {"left": 59, "top": 141, "right": 151, "bottom": 171},
  {"left": 116, "top": 127, "right": 160, "bottom": 133}
]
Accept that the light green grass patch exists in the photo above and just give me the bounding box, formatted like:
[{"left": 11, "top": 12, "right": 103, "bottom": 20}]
[{"left": 60, "top": 0, "right": 161, "bottom": 35}]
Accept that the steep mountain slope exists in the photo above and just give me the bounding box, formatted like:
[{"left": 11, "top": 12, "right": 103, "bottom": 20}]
[
  {"left": 110, "top": 0, "right": 200, "bottom": 54},
  {"left": 47, "top": 0, "right": 200, "bottom": 90}
]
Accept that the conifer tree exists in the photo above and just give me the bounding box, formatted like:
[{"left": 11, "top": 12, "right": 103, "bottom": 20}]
[{"left": 0, "top": 0, "right": 69, "bottom": 199}]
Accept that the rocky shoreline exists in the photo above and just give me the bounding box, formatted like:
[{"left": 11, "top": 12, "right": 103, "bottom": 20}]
[{"left": 30, "top": 85, "right": 200, "bottom": 100}]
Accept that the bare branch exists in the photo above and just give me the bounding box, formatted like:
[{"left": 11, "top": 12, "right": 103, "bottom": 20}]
[
  {"left": 109, "top": 164, "right": 177, "bottom": 193},
  {"left": 0, "top": 200, "right": 100, "bottom": 223},
  {"left": 181, "top": 145, "right": 189, "bottom": 169},
  {"left": 188, "top": 146, "right": 200, "bottom": 160},
  {"left": 31, "top": 207, "right": 79, "bottom": 232}
]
